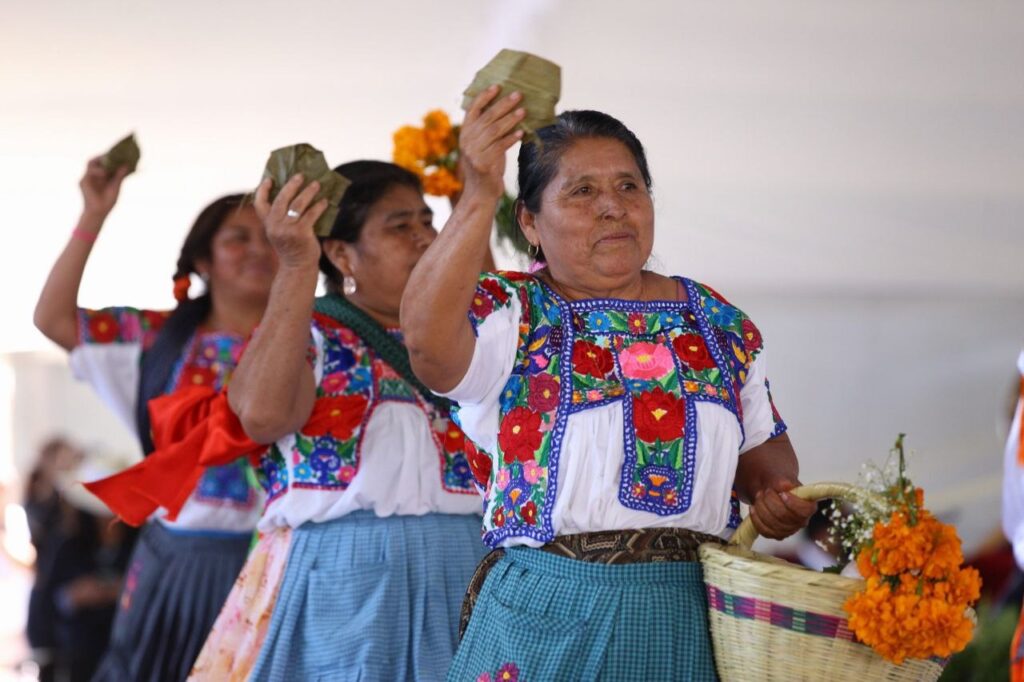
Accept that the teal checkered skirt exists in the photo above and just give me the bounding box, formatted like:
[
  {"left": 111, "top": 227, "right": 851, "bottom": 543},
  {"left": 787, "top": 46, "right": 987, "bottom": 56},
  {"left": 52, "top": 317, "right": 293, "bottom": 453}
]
[
  {"left": 448, "top": 546, "right": 718, "bottom": 681},
  {"left": 250, "top": 511, "right": 486, "bottom": 682}
]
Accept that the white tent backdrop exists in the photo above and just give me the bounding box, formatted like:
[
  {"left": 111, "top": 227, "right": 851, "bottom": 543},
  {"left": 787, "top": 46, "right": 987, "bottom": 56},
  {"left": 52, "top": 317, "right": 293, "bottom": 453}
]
[{"left": 1, "top": 0, "right": 1022, "bottom": 552}]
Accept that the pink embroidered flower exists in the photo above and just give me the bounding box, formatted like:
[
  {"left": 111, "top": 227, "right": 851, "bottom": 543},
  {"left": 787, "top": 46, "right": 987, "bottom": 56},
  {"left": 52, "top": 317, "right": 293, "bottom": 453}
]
[
  {"left": 495, "top": 469, "right": 511, "bottom": 491},
  {"left": 119, "top": 312, "right": 142, "bottom": 343},
  {"left": 703, "top": 384, "right": 718, "bottom": 397},
  {"left": 529, "top": 353, "right": 549, "bottom": 370},
  {"left": 321, "top": 372, "right": 348, "bottom": 393},
  {"left": 586, "top": 389, "right": 603, "bottom": 402},
  {"left": 522, "top": 459, "right": 542, "bottom": 484},
  {"left": 338, "top": 466, "right": 356, "bottom": 484},
  {"left": 619, "top": 342, "right": 673, "bottom": 380},
  {"left": 497, "top": 663, "right": 520, "bottom": 682},
  {"left": 476, "top": 674, "right": 492, "bottom": 682}
]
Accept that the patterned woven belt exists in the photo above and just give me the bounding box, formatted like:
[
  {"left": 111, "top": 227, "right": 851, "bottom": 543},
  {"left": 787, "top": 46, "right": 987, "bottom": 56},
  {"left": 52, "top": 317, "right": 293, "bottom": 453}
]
[
  {"left": 458, "top": 527, "right": 725, "bottom": 638},
  {"left": 538, "top": 527, "right": 724, "bottom": 564}
]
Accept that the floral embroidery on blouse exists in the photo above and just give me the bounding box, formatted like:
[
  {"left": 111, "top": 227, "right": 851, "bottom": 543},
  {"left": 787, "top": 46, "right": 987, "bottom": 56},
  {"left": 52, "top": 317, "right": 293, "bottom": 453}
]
[
  {"left": 76, "top": 307, "right": 257, "bottom": 510},
  {"left": 462, "top": 272, "right": 786, "bottom": 547},
  {"left": 77, "top": 306, "right": 169, "bottom": 349},
  {"left": 256, "top": 312, "right": 478, "bottom": 502}
]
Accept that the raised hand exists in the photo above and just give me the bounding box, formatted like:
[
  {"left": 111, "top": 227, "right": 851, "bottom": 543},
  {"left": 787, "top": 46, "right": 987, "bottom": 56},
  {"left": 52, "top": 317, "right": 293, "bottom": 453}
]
[
  {"left": 80, "top": 156, "right": 130, "bottom": 220},
  {"left": 458, "top": 85, "right": 526, "bottom": 199},
  {"left": 253, "top": 175, "right": 326, "bottom": 271}
]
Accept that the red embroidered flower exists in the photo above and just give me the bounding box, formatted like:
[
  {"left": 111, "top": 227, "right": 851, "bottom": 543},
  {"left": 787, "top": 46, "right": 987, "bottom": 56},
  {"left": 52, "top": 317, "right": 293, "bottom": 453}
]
[
  {"left": 627, "top": 312, "right": 647, "bottom": 335},
  {"left": 87, "top": 311, "right": 120, "bottom": 343},
  {"left": 527, "top": 373, "right": 559, "bottom": 413},
  {"left": 672, "top": 333, "right": 716, "bottom": 371},
  {"left": 443, "top": 424, "right": 466, "bottom": 452},
  {"left": 479, "top": 278, "right": 511, "bottom": 305},
  {"left": 301, "top": 394, "right": 369, "bottom": 441},
  {"left": 572, "top": 340, "right": 614, "bottom": 378},
  {"left": 470, "top": 292, "right": 494, "bottom": 318},
  {"left": 492, "top": 506, "right": 506, "bottom": 527},
  {"left": 741, "top": 319, "right": 762, "bottom": 352},
  {"left": 142, "top": 309, "right": 170, "bottom": 331},
  {"left": 498, "top": 407, "right": 543, "bottom": 464},
  {"left": 632, "top": 387, "right": 685, "bottom": 443},
  {"left": 521, "top": 500, "right": 537, "bottom": 526},
  {"left": 465, "top": 440, "right": 492, "bottom": 487}
]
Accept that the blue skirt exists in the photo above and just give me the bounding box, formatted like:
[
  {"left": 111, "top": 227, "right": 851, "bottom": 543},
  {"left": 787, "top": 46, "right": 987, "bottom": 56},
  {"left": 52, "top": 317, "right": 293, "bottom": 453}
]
[
  {"left": 92, "top": 521, "right": 250, "bottom": 682},
  {"left": 250, "top": 512, "right": 487, "bottom": 682},
  {"left": 448, "top": 547, "right": 718, "bottom": 682}
]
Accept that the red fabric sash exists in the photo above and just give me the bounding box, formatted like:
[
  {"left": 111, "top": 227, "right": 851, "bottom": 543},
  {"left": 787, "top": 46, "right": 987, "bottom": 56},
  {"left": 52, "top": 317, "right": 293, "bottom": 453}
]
[
  {"left": 83, "top": 386, "right": 259, "bottom": 526},
  {"left": 84, "top": 388, "right": 370, "bottom": 527}
]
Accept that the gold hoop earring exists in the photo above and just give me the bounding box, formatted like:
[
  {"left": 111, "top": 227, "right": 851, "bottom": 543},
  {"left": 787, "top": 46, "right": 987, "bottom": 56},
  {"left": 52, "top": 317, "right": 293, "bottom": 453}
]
[{"left": 527, "top": 243, "right": 539, "bottom": 258}]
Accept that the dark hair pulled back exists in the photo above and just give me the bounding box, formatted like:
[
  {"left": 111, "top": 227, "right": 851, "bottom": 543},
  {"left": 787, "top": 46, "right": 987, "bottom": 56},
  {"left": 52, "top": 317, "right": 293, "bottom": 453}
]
[
  {"left": 318, "top": 160, "right": 422, "bottom": 295},
  {"left": 516, "top": 110, "right": 653, "bottom": 261},
  {"left": 134, "top": 193, "right": 246, "bottom": 454}
]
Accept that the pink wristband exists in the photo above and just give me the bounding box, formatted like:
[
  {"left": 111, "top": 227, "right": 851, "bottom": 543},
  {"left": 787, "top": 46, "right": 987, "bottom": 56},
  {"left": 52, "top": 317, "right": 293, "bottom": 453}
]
[{"left": 72, "top": 228, "right": 99, "bottom": 243}]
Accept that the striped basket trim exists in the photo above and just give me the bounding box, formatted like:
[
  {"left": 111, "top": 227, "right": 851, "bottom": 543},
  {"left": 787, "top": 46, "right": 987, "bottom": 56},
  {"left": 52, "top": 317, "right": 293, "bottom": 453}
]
[
  {"left": 705, "top": 584, "right": 949, "bottom": 666},
  {"left": 705, "top": 584, "right": 855, "bottom": 642}
]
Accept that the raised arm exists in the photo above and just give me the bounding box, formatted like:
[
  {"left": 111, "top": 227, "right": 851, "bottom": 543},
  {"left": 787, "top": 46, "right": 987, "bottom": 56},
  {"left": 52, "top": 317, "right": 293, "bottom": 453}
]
[
  {"left": 227, "top": 176, "right": 325, "bottom": 444},
  {"left": 402, "top": 86, "right": 525, "bottom": 393},
  {"left": 34, "top": 158, "right": 130, "bottom": 351}
]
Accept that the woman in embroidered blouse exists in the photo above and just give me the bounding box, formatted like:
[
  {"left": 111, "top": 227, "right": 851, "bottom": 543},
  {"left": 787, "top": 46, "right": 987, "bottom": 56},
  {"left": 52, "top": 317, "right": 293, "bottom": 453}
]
[
  {"left": 402, "top": 89, "right": 817, "bottom": 681},
  {"left": 199, "top": 161, "right": 487, "bottom": 681},
  {"left": 33, "top": 155, "right": 276, "bottom": 681}
]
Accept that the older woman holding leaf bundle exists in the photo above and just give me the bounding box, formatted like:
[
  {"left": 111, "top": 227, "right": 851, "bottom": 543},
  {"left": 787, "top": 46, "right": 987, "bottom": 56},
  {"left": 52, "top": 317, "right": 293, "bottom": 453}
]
[
  {"left": 402, "top": 87, "right": 816, "bottom": 680},
  {"left": 33, "top": 141, "right": 276, "bottom": 681},
  {"left": 193, "top": 159, "right": 489, "bottom": 681}
]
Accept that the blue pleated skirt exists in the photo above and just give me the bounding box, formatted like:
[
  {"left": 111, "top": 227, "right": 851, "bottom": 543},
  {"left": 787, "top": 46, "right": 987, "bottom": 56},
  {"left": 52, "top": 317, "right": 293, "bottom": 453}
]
[
  {"left": 92, "top": 521, "right": 250, "bottom": 682},
  {"left": 250, "top": 511, "right": 487, "bottom": 682},
  {"left": 448, "top": 547, "right": 718, "bottom": 682}
]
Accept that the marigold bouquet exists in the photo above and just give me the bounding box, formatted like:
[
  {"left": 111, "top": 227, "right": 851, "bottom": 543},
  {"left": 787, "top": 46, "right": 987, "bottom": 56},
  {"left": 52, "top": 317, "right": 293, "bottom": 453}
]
[
  {"left": 832, "top": 435, "right": 981, "bottom": 665},
  {"left": 392, "top": 110, "right": 526, "bottom": 254}
]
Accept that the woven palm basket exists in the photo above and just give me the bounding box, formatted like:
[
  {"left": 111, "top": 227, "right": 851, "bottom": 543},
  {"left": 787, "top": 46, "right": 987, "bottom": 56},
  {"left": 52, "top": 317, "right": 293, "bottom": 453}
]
[{"left": 699, "top": 482, "right": 971, "bottom": 681}]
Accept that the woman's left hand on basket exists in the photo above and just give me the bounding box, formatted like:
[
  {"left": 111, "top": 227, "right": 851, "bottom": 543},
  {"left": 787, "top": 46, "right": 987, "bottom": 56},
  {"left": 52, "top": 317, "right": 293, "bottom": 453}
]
[
  {"left": 747, "top": 479, "right": 817, "bottom": 540},
  {"left": 254, "top": 174, "right": 326, "bottom": 271}
]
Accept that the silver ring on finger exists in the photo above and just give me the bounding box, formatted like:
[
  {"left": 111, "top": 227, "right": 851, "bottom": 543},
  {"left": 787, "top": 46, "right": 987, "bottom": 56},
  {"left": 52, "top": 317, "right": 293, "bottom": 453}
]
[{"left": 286, "top": 208, "right": 301, "bottom": 220}]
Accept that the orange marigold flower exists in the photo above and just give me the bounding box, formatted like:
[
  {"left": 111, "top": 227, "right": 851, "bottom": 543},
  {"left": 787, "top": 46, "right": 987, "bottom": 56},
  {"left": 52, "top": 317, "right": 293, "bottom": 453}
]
[
  {"left": 422, "top": 109, "right": 456, "bottom": 159},
  {"left": 423, "top": 167, "right": 462, "bottom": 199}
]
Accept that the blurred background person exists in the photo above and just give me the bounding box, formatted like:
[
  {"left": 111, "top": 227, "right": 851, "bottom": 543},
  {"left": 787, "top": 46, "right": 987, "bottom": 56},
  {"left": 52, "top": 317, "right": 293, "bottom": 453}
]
[{"left": 32, "top": 152, "right": 277, "bottom": 681}]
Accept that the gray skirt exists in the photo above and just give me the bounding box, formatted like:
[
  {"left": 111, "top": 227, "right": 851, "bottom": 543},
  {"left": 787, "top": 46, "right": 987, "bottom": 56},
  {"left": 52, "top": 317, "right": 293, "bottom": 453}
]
[{"left": 91, "top": 521, "right": 249, "bottom": 682}]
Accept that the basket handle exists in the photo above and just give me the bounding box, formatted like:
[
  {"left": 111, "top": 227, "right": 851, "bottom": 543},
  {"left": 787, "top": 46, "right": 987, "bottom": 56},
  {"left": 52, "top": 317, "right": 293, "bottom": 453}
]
[{"left": 729, "top": 481, "right": 882, "bottom": 550}]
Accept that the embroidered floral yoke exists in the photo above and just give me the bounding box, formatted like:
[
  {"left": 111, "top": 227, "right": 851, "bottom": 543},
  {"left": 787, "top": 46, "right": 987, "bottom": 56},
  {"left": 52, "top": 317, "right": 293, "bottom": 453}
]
[
  {"left": 254, "top": 308, "right": 480, "bottom": 531},
  {"left": 446, "top": 273, "right": 787, "bottom": 548},
  {"left": 73, "top": 307, "right": 260, "bottom": 532}
]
